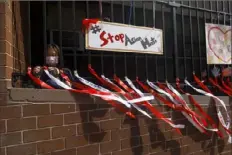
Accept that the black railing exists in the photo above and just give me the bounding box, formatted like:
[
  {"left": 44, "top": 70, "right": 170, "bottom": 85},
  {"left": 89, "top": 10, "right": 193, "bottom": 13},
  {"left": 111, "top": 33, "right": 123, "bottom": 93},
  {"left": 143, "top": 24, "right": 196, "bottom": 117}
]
[{"left": 26, "top": 1, "right": 231, "bottom": 94}]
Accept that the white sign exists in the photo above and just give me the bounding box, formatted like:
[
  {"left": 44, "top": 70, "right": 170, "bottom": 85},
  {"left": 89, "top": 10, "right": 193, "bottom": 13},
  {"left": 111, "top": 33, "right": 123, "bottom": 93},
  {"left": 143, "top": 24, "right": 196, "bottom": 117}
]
[
  {"left": 205, "top": 23, "right": 231, "bottom": 64},
  {"left": 85, "top": 21, "right": 163, "bottom": 54}
]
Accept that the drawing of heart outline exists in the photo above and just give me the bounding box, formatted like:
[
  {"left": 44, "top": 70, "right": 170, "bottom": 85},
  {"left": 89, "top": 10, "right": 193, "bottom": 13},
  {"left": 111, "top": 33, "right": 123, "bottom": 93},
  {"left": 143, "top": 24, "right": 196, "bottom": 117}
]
[{"left": 208, "top": 26, "right": 231, "bottom": 63}]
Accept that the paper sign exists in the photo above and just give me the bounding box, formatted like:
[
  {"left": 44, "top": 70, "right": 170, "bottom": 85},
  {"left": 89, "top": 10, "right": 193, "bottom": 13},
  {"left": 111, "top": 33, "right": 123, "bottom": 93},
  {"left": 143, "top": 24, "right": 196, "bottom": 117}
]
[
  {"left": 85, "top": 21, "right": 163, "bottom": 54},
  {"left": 205, "top": 23, "right": 231, "bottom": 64}
]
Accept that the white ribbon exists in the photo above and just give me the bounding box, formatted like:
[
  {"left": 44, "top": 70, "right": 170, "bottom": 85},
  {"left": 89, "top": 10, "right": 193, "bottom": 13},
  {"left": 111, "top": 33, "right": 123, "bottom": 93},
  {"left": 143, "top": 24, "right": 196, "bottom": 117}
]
[
  {"left": 44, "top": 69, "right": 133, "bottom": 108},
  {"left": 147, "top": 80, "right": 204, "bottom": 133},
  {"left": 125, "top": 77, "right": 185, "bottom": 129},
  {"left": 184, "top": 79, "right": 231, "bottom": 143},
  {"left": 166, "top": 82, "right": 218, "bottom": 132},
  {"left": 100, "top": 75, "right": 153, "bottom": 119}
]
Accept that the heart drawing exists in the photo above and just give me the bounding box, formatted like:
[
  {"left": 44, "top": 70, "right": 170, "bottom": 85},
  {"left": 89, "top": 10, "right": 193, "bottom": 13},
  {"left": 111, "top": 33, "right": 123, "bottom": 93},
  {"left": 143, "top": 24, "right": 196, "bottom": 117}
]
[{"left": 207, "top": 26, "right": 231, "bottom": 64}]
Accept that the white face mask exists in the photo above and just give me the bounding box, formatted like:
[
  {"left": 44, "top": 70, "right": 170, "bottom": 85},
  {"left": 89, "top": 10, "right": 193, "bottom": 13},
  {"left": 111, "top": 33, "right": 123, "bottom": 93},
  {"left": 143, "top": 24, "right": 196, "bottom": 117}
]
[{"left": 46, "top": 56, "right": 58, "bottom": 66}]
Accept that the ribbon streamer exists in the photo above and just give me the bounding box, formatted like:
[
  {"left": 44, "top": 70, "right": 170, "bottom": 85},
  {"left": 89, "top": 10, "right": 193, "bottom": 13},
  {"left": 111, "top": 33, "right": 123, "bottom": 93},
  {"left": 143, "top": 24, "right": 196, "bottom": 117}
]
[
  {"left": 147, "top": 80, "right": 207, "bottom": 134},
  {"left": 124, "top": 77, "right": 185, "bottom": 130},
  {"left": 166, "top": 81, "right": 220, "bottom": 133},
  {"left": 87, "top": 66, "right": 153, "bottom": 119},
  {"left": 176, "top": 79, "right": 223, "bottom": 137},
  {"left": 184, "top": 79, "right": 232, "bottom": 143}
]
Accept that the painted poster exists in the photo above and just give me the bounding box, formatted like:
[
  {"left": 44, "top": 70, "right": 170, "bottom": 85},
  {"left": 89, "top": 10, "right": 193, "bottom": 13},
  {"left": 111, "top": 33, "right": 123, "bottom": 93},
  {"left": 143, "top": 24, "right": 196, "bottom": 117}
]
[
  {"left": 205, "top": 23, "right": 231, "bottom": 64},
  {"left": 85, "top": 21, "right": 163, "bottom": 54}
]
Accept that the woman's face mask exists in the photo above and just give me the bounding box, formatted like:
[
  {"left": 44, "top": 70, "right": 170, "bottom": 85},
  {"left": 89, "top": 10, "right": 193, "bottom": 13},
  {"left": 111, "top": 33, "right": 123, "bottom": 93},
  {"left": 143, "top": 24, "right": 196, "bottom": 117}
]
[{"left": 46, "top": 56, "right": 58, "bottom": 66}]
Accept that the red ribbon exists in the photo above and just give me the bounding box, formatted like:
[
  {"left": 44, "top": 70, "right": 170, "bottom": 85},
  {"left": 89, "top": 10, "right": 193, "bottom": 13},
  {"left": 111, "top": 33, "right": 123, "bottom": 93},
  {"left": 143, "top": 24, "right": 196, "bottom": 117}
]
[
  {"left": 27, "top": 67, "right": 55, "bottom": 89},
  {"left": 208, "top": 78, "right": 232, "bottom": 96},
  {"left": 82, "top": 18, "right": 100, "bottom": 32},
  {"left": 176, "top": 78, "right": 223, "bottom": 138},
  {"left": 88, "top": 65, "right": 182, "bottom": 134},
  {"left": 193, "top": 73, "right": 212, "bottom": 93}
]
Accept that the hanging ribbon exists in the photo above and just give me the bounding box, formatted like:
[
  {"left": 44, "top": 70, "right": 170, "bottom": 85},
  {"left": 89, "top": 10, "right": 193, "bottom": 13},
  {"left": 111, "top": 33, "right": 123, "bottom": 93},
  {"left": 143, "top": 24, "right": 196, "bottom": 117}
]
[
  {"left": 208, "top": 78, "right": 232, "bottom": 96},
  {"left": 88, "top": 65, "right": 153, "bottom": 119},
  {"left": 82, "top": 18, "right": 100, "bottom": 32},
  {"left": 124, "top": 77, "right": 185, "bottom": 131},
  {"left": 147, "top": 80, "right": 207, "bottom": 134},
  {"left": 176, "top": 78, "right": 223, "bottom": 137},
  {"left": 184, "top": 79, "right": 232, "bottom": 143},
  {"left": 193, "top": 73, "right": 212, "bottom": 93},
  {"left": 221, "top": 77, "right": 232, "bottom": 92},
  {"left": 27, "top": 67, "right": 55, "bottom": 89},
  {"left": 166, "top": 81, "right": 222, "bottom": 135}
]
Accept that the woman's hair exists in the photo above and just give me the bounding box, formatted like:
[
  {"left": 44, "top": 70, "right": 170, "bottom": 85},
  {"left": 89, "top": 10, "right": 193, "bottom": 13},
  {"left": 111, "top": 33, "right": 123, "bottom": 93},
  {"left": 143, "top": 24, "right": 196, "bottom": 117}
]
[{"left": 47, "top": 43, "right": 60, "bottom": 56}]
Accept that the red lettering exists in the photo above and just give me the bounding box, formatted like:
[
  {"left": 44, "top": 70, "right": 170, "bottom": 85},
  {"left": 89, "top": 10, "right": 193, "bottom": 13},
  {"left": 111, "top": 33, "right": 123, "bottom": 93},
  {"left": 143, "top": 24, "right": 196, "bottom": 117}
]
[
  {"left": 99, "top": 31, "right": 125, "bottom": 47},
  {"left": 119, "top": 34, "right": 124, "bottom": 43},
  {"left": 100, "top": 31, "right": 108, "bottom": 47},
  {"left": 107, "top": 33, "right": 114, "bottom": 43}
]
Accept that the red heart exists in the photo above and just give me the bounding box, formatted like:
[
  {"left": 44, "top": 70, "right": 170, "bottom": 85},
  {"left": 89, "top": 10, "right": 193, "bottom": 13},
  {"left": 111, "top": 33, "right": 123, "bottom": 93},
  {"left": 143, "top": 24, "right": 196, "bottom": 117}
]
[{"left": 207, "top": 26, "right": 231, "bottom": 63}]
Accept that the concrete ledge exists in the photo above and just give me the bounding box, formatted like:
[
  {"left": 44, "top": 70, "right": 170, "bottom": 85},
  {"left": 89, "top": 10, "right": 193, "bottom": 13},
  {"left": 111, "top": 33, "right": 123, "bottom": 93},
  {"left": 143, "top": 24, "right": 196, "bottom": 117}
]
[{"left": 8, "top": 88, "right": 232, "bottom": 106}]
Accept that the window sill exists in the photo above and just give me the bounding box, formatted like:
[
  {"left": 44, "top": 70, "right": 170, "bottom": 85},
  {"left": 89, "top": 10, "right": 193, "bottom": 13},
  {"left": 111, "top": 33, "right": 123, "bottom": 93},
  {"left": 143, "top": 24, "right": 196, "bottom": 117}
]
[{"left": 7, "top": 88, "right": 231, "bottom": 106}]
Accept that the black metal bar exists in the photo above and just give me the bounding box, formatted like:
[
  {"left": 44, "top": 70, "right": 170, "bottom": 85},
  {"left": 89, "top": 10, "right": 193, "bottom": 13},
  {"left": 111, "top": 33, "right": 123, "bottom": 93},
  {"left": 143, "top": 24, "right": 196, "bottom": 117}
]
[
  {"left": 72, "top": 1, "right": 77, "bottom": 70},
  {"left": 152, "top": 0, "right": 157, "bottom": 81},
  {"left": 196, "top": 1, "right": 202, "bottom": 77},
  {"left": 99, "top": 1, "right": 104, "bottom": 75},
  {"left": 86, "top": 1, "right": 91, "bottom": 65},
  {"left": 122, "top": 1, "right": 127, "bottom": 77},
  {"left": 42, "top": 1, "right": 47, "bottom": 64},
  {"left": 28, "top": 1, "right": 31, "bottom": 66},
  {"left": 172, "top": 1, "right": 179, "bottom": 79},
  {"left": 189, "top": 1, "right": 194, "bottom": 73},
  {"left": 58, "top": 1, "right": 64, "bottom": 67},
  {"left": 133, "top": 1, "right": 138, "bottom": 78},
  {"left": 203, "top": 0, "right": 210, "bottom": 79},
  {"left": 181, "top": 1, "right": 186, "bottom": 79},
  {"left": 161, "top": 4, "right": 167, "bottom": 80},
  {"left": 111, "top": 0, "right": 116, "bottom": 74},
  {"left": 143, "top": 1, "right": 148, "bottom": 79}
]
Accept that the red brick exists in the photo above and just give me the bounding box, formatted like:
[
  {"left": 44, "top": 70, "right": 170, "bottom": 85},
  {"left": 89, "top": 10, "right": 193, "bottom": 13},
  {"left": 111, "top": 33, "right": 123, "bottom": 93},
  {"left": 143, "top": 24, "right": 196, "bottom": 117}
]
[
  {"left": 100, "top": 140, "right": 120, "bottom": 154},
  {"left": 23, "top": 128, "right": 50, "bottom": 143},
  {"left": 64, "top": 112, "right": 88, "bottom": 124},
  {"left": 7, "top": 117, "right": 36, "bottom": 132},
  {"left": 51, "top": 148, "right": 76, "bottom": 155},
  {"left": 89, "top": 109, "right": 110, "bottom": 121},
  {"left": 77, "top": 122, "right": 100, "bottom": 135},
  {"left": 76, "top": 144, "right": 99, "bottom": 155},
  {"left": 100, "top": 119, "right": 121, "bottom": 130},
  {"left": 121, "top": 137, "right": 141, "bottom": 149},
  {"left": 0, "top": 147, "right": 6, "bottom": 155},
  {"left": 51, "top": 104, "right": 75, "bottom": 114},
  {"left": 65, "top": 135, "right": 88, "bottom": 149},
  {"left": 0, "top": 105, "right": 21, "bottom": 119},
  {"left": 23, "top": 104, "right": 50, "bottom": 117},
  {"left": 6, "top": 143, "right": 36, "bottom": 155},
  {"left": 38, "top": 115, "right": 63, "bottom": 128},
  {"left": 0, "top": 132, "right": 21, "bottom": 146},
  {"left": 89, "top": 131, "right": 111, "bottom": 144},
  {"left": 52, "top": 125, "right": 76, "bottom": 139},
  {"left": 110, "top": 108, "right": 125, "bottom": 118},
  {"left": 0, "top": 120, "right": 6, "bottom": 133},
  {"left": 37, "top": 139, "right": 65, "bottom": 154}
]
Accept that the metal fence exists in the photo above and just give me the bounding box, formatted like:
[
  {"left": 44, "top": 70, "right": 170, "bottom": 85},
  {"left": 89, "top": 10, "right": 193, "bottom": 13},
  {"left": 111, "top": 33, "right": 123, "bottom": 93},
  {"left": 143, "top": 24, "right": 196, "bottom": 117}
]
[{"left": 27, "top": 1, "right": 231, "bottom": 93}]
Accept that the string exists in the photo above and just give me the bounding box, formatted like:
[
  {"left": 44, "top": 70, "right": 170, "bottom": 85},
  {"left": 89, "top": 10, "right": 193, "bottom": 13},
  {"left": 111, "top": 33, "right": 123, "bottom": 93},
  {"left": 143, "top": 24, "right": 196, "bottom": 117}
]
[{"left": 128, "top": 0, "right": 133, "bottom": 25}]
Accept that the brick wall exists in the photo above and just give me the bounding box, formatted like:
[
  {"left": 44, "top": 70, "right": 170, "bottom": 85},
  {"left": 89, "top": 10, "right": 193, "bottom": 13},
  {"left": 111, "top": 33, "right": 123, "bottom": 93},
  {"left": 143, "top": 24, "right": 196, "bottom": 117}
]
[
  {"left": 0, "top": 89, "right": 232, "bottom": 155},
  {"left": 0, "top": 1, "right": 28, "bottom": 99}
]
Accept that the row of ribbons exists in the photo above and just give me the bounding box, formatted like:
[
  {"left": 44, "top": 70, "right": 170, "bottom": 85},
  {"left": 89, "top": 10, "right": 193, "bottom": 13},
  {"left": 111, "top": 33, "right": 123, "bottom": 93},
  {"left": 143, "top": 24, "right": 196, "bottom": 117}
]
[{"left": 27, "top": 65, "right": 232, "bottom": 143}]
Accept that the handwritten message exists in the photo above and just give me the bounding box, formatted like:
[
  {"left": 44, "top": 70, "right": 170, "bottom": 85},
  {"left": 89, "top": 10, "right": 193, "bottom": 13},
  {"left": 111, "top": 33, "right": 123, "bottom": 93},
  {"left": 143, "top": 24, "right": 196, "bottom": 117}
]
[
  {"left": 85, "top": 21, "right": 163, "bottom": 54},
  {"left": 205, "top": 23, "right": 231, "bottom": 64}
]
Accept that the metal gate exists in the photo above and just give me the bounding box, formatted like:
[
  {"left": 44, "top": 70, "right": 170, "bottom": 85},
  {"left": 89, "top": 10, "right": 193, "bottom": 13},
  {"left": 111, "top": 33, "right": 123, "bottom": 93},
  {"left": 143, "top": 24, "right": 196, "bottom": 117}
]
[{"left": 27, "top": 1, "right": 232, "bottom": 93}]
